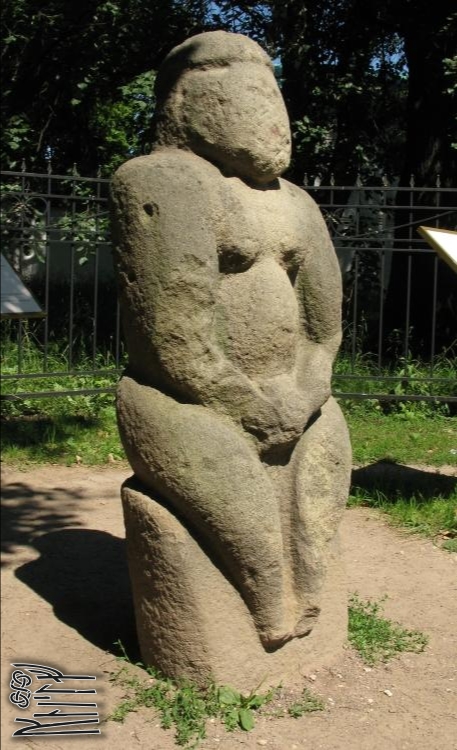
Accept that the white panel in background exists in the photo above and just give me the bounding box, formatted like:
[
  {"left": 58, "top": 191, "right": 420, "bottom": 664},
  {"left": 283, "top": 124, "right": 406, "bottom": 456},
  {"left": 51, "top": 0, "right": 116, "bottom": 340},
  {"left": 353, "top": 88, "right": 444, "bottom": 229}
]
[
  {"left": 1, "top": 254, "right": 45, "bottom": 317},
  {"left": 418, "top": 226, "right": 457, "bottom": 274}
]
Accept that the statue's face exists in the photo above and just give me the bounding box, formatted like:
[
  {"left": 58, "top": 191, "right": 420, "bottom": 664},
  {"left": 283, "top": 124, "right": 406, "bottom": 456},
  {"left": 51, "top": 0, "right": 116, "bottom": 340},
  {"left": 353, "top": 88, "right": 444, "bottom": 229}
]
[{"left": 178, "top": 62, "right": 291, "bottom": 184}]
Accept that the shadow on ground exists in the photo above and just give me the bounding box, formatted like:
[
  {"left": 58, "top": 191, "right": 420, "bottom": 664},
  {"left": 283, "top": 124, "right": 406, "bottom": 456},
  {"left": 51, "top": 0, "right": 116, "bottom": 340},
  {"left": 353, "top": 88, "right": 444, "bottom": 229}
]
[
  {"left": 15, "top": 529, "right": 140, "bottom": 661},
  {"left": 1, "top": 481, "right": 85, "bottom": 561},
  {"left": 1, "top": 479, "right": 139, "bottom": 661},
  {"left": 351, "top": 460, "right": 456, "bottom": 498}
]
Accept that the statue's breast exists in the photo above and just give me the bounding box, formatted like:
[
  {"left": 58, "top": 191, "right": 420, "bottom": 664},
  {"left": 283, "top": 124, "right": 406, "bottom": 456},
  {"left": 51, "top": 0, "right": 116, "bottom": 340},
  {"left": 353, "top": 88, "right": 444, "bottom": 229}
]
[{"left": 216, "top": 177, "right": 308, "bottom": 275}]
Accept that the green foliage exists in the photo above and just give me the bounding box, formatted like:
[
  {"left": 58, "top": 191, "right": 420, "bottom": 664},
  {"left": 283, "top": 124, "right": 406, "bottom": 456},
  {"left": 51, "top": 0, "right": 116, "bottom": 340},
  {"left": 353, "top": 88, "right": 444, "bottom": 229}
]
[
  {"left": 1, "top": 336, "right": 124, "bottom": 465},
  {"left": 342, "top": 409, "right": 456, "bottom": 466},
  {"left": 0, "top": 172, "right": 110, "bottom": 270},
  {"left": 348, "top": 594, "right": 428, "bottom": 665},
  {"left": 0, "top": 0, "right": 206, "bottom": 172},
  {"left": 335, "top": 351, "right": 456, "bottom": 413},
  {"left": 348, "top": 488, "right": 457, "bottom": 542},
  {"left": 2, "top": 0, "right": 455, "bottom": 182},
  {"left": 287, "top": 688, "right": 325, "bottom": 717},
  {"left": 89, "top": 70, "right": 156, "bottom": 174},
  {"left": 109, "top": 642, "right": 276, "bottom": 748}
]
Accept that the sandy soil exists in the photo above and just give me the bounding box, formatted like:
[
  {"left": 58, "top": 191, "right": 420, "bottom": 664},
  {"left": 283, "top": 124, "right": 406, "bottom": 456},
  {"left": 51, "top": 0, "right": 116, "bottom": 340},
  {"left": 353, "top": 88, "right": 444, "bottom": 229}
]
[{"left": 1, "top": 463, "right": 456, "bottom": 750}]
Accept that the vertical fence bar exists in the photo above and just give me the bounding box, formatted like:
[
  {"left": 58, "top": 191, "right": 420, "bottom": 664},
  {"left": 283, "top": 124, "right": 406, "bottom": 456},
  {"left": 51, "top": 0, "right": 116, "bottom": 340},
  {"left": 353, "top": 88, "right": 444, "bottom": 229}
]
[
  {"left": 68, "top": 169, "right": 77, "bottom": 371},
  {"left": 115, "top": 298, "right": 121, "bottom": 368},
  {"left": 430, "top": 254, "right": 438, "bottom": 373},
  {"left": 17, "top": 320, "right": 23, "bottom": 374},
  {"left": 404, "top": 254, "right": 412, "bottom": 359},
  {"left": 43, "top": 164, "right": 52, "bottom": 371},
  {"left": 403, "top": 182, "right": 415, "bottom": 357},
  {"left": 92, "top": 174, "right": 101, "bottom": 368},
  {"left": 378, "top": 250, "right": 385, "bottom": 369},
  {"left": 351, "top": 252, "right": 359, "bottom": 372}
]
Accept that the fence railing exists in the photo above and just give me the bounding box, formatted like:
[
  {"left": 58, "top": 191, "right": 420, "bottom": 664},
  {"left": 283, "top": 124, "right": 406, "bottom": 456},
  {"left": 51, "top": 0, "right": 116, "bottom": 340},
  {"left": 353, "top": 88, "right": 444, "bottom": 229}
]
[
  {"left": 1, "top": 167, "right": 456, "bottom": 404},
  {"left": 305, "top": 177, "right": 457, "bottom": 404}
]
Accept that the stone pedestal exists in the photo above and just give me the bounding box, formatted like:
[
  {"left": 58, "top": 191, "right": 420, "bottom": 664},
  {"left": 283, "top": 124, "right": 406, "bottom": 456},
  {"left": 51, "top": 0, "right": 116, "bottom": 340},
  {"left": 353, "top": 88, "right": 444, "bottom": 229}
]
[{"left": 122, "top": 478, "right": 347, "bottom": 691}]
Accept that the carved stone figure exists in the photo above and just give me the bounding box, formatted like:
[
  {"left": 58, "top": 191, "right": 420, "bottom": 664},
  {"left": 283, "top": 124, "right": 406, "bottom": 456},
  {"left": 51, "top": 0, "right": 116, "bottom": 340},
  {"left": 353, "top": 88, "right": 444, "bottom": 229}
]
[{"left": 110, "top": 30, "right": 352, "bottom": 688}]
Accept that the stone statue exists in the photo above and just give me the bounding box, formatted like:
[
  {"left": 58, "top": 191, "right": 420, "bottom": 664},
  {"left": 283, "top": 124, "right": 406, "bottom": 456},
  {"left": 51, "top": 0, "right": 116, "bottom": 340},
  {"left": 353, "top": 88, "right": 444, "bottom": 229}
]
[{"left": 110, "top": 30, "right": 352, "bottom": 687}]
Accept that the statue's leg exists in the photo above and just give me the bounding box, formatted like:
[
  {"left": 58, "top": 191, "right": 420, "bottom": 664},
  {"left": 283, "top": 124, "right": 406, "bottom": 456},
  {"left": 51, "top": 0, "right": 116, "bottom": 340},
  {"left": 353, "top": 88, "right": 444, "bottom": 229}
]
[
  {"left": 117, "top": 375, "right": 294, "bottom": 648},
  {"left": 287, "top": 396, "right": 352, "bottom": 637}
]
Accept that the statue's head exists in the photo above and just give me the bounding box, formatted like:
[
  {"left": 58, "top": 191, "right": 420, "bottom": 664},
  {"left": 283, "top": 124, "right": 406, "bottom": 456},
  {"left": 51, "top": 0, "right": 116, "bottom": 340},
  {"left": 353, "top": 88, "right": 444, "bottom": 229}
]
[{"left": 153, "top": 31, "right": 291, "bottom": 184}]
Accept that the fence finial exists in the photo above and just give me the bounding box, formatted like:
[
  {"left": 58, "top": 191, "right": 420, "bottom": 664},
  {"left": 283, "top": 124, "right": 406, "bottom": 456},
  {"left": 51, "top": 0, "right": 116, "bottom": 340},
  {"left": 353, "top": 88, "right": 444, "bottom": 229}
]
[
  {"left": 409, "top": 174, "right": 415, "bottom": 187},
  {"left": 330, "top": 173, "right": 335, "bottom": 186},
  {"left": 21, "top": 159, "right": 26, "bottom": 172},
  {"left": 72, "top": 163, "right": 79, "bottom": 176},
  {"left": 303, "top": 173, "right": 308, "bottom": 187},
  {"left": 382, "top": 174, "right": 389, "bottom": 187},
  {"left": 47, "top": 160, "right": 53, "bottom": 175},
  {"left": 97, "top": 164, "right": 102, "bottom": 178},
  {"left": 436, "top": 173, "right": 441, "bottom": 188},
  {"left": 356, "top": 173, "right": 362, "bottom": 187}
]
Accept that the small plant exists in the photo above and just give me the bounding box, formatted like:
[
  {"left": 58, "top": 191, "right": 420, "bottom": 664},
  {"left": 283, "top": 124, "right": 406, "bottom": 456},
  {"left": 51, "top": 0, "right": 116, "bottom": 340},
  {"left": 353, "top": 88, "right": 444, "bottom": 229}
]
[
  {"left": 348, "top": 594, "right": 428, "bottom": 665},
  {"left": 287, "top": 688, "right": 325, "bottom": 717},
  {"left": 348, "top": 487, "right": 457, "bottom": 543},
  {"left": 442, "top": 538, "right": 457, "bottom": 553},
  {"left": 109, "top": 642, "right": 276, "bottom": 748}
]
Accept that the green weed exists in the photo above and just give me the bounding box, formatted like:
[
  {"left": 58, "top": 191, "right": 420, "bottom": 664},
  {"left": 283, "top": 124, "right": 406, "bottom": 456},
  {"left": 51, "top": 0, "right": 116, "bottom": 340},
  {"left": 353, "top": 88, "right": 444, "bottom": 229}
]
[
  {"left": 334, "top": 352, "right": 456, "bottom": 417},
  {"left": 344, "top": 410, "right": 457, "bottom": 466},
  {"left": 109, "top": 642, "right": 276, "bottom": 748},
  {"left": 348, "top": 594, "right": 428, "bottom": 665},
  {"left": 287, "top": 688, "right": 325, "bottom": 717},
  {"left": 349, "top": 487, "right": 457, "bottom": 542}
]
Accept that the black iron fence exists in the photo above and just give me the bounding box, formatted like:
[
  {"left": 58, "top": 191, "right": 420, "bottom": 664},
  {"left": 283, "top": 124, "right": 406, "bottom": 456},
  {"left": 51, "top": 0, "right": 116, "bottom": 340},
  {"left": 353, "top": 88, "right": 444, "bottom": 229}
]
[{"left": 1, "top": 166, "right": 456, "bottom": 404}]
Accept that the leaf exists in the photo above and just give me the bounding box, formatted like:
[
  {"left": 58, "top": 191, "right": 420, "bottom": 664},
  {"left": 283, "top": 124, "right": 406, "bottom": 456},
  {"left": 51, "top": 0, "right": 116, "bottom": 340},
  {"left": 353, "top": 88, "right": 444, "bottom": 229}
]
[
  {"left": 238, "top": 708, "right": 255, "bottom": 731},
  {"left": 217, "top": 686, "right": 240, "bottom": 705}
]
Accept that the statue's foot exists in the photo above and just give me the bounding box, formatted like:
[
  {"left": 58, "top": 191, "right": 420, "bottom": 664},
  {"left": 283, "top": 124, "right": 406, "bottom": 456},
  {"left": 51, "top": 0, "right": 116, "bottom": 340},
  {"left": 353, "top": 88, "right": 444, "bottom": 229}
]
[
  {"left": 258, "top": 603, "right": 320, "bottom": 649},
  {"left": 293, "top": 605, "right": 321, "bottom": 639},
  {"left": 259, "top": 626, "right": 295, "bottom": 651}
]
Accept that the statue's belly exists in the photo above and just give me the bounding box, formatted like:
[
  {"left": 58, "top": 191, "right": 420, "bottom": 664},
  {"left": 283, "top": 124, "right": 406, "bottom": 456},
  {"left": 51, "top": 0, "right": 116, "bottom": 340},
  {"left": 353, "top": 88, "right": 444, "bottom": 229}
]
[{"left": 215, "top": 256, "right": 299, "bottom": 377}]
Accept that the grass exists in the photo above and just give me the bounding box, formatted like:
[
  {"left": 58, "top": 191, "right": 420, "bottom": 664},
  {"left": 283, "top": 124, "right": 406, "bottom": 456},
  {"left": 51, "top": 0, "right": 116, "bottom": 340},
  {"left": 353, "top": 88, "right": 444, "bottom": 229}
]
[
  {"left": 109, "top": 593, "right": 427, "bottom": 745},
  {"left": 1, "top": 336, "right": 124, "bottom": 465},
  {"left": 1, "top": 406, "right": 124, "bottom": 465},
  {"left": 287, "top": 688, "right": 325, "bottom": 717},
  {"left": 348, "top": 487, "right": 457, "bottom": 541},
  {"left": 348, "top": 594, "right": 429, "bottom": 665},
  {"left": 334, "top": 350, "right": 457, "bottom": 406},
  {"left": 344, "top": 409, "right": 456, "bottom": 466},
  {"left": 1, "top": 340, "right": 456, "bottom": 544},
  {"left": 108, "top": 642, "right": 279, "bottom": 748}
]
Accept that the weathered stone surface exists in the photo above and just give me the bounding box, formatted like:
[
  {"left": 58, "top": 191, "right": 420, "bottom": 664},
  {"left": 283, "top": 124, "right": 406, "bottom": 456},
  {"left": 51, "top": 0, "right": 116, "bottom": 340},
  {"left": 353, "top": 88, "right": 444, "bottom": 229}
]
[
  {"left": 122, "top": 478, "right": 348, "bottom": 690},
  {"left": 110, "top": 29, "right": 352, "bottom": 685}
]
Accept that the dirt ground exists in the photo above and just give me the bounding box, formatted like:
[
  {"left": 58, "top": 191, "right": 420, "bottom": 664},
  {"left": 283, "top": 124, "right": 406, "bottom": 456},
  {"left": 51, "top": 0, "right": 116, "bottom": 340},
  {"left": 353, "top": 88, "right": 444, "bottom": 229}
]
[{"left": 1, "top": 462, "right": 456, "bottom": 750}]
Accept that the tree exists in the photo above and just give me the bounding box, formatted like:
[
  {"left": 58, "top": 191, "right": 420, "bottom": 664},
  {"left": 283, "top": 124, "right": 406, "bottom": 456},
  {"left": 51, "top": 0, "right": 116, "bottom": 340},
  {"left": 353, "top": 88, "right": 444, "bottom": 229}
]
[
  {"left": 1, "top": 0, "right": 208, "bottom": 173},
  {"left": 381, "top": 2, "right": 457, "bottom": 354},
  {"left": 3, "top": 1, "right": 455, "bottom": 183}
]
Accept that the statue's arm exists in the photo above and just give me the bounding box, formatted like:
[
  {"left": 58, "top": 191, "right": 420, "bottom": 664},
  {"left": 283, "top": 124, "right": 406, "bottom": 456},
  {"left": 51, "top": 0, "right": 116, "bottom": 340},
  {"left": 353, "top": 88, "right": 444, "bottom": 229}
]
[
  {"left": 110, "top": 153, "right": 287, "bottom": 446},
  {"left": 294, "top": 193, "right": 343, "bottom": 409},
  {"left": 257, "top": 186, "right": 343, "bottom": 425}
]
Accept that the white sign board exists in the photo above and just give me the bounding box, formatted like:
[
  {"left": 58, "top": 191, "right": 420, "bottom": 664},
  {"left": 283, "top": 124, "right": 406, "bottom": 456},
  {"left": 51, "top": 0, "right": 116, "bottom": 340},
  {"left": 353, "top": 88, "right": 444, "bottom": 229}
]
[
  {"left": 418, "top": 226, "right": 457, "bottom": 274},
  {"left": 1, "top": 254, "right": 45, "bottom": 318}
]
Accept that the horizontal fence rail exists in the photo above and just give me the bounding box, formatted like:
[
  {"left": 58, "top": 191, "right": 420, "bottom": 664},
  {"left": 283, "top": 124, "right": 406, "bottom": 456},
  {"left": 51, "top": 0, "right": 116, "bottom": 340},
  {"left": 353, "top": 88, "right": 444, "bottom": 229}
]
[{"left": 1, "top": 167, "right": 456, "bottom": 404}]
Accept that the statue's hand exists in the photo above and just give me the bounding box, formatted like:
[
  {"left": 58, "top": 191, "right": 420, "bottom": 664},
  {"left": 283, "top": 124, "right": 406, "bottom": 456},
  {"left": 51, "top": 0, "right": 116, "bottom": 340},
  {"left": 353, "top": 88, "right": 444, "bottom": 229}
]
[{"left": 240, "top": 375, "right": 320, "bottom": 452}]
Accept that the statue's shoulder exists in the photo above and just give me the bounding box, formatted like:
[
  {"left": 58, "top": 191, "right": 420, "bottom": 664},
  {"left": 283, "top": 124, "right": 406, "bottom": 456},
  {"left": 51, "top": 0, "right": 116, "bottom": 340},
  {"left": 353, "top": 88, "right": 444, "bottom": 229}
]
[
  {"left": 112, "top": 149, "right": 219, "bottom": 194},
  {"left": 279, "top": 177, "right": 320, "bottom": 211}
]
